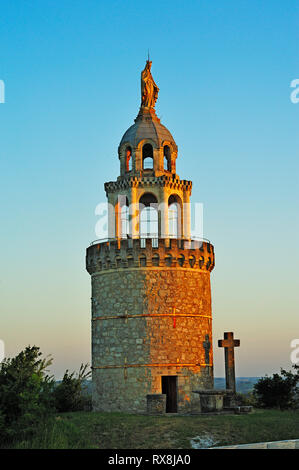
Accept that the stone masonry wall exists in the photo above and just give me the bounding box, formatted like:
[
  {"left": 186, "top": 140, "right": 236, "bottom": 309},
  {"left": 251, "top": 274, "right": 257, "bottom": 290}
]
[
  {"left": 90, "top": 268, "right": 214, "bottom": 412},
  {"left": 87, "top": 238, "right": 215, "bottom": 413}
]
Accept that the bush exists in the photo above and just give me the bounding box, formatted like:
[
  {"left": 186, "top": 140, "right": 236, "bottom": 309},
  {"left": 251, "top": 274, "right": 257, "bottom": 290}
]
[
  {"left": 253, "top": 365, "right": 299, "bottom": 410},
  {"left": 53, "top": 363, "right": 91, "bottom": 412},
  {"left": 0, "top": 346, "right": 55, "bottom": 444}
]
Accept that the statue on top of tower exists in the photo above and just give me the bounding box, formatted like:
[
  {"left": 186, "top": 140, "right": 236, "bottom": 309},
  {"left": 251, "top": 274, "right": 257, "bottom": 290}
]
[{"left": 141, "top": 60, "right": 159, "bottom": 109}]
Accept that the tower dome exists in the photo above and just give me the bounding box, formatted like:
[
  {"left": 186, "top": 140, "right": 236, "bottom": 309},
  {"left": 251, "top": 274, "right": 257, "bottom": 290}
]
[
  {"left": 120, "top": 113, "right": 177, "bottom": 150},
  {"left": 118, "top": 60, "right": 178, "bottom": 177}
]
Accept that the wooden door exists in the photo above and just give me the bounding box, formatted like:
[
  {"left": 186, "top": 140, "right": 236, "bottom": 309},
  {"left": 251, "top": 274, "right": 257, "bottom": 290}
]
[{"left": 162, "top": 376, "right": 178, "bottom": 413}]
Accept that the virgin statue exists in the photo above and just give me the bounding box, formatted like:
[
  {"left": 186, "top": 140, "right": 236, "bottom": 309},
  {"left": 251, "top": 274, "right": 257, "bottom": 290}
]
[{"left": 141, "top": 60, "right": 159, "bottom": 108}]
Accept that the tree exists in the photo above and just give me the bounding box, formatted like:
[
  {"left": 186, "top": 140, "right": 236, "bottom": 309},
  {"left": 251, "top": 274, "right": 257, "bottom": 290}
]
[
  {"left": 53, "top": 363, "right": 91, "bottom": 412},
  {"left": 0, "top": 346, "right": 55, "bottom": 443},
  {"left": 253, "top": 365, "right": 299, "bottom": 409}
]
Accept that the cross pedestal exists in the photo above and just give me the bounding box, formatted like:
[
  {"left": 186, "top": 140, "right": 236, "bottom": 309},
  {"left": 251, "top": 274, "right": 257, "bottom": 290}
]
[{"left": 218, "top": 332, "right": 240, "bottom": 394}]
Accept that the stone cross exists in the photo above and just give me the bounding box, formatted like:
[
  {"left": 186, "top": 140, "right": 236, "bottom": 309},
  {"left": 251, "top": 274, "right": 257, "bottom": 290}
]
[
  {"left": 218, "top": 332, "right": 240, "bottom": 393},
  {"left": 203, "top": 334, "right": 211, "bottom": 365}
]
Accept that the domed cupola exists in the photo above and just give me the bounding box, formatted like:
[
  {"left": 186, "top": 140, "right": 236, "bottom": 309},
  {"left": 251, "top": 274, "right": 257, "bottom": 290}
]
[{"left": 118, "top": 60, "right": 178, "bottom": 177}]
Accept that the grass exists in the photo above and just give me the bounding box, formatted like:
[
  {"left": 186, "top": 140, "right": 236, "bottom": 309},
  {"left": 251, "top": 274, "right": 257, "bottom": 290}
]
[{"left": 8, "top": 409, "right": 299, "bottom": 449}]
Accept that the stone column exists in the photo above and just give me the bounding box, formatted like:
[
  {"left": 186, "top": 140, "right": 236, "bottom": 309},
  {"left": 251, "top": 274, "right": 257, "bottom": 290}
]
[
  {"left": 159, "top": 190, "right": 169, "bottom": 239},
  {"left": 183, "top": 191, "right": 191, "bottom": 239},
  {"left": 115, "top": 198, "right": 121, "bottom": 240},
  {"left": 171, "top": 151, "right": 177, "bottom": 174},
  {"left": 134, "top": 148, "right": 142, "bottom": 172},
  {"left": 130, "top": 186, "right": 139, "bottom": 239},
  {"left": 153, "top": 148, "right": 160, "bottom": 172},
  {"left": 119, "top": 152, "right": 126, "bottom": 176},
  {"left": 107, "top": 193, "right": 116, "bottom": 239}
]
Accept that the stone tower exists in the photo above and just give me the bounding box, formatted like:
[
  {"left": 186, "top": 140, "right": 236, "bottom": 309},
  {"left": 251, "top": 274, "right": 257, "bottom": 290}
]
[{"left": 86, "top": 60, "right": 215, "bottom": 414}]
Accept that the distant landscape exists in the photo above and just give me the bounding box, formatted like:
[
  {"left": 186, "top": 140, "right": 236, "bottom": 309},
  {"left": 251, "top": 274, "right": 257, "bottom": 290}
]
[{"left": 214, "top": 377, "right": 260, "bottom": 394}]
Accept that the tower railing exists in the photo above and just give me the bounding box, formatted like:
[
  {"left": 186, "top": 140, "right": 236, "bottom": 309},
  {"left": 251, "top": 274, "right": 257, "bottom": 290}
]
[{"left": 90, "top": 234, "right": 211, "bottom": 249}]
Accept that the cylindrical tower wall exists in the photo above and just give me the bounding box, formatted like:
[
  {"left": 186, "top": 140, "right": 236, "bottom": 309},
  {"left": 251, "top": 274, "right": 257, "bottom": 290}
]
[{"left": 86, "top": 238, "right": 215, "bottom": 413}]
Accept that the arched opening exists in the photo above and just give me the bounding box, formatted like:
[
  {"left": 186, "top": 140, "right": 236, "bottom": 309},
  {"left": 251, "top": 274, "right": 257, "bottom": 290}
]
[
  {"left": 164, "top": 145, "right": 171, "bottom": 171},
  {"left": 178, "top": 254, "right": 185, "bottom": 267},
  {"left": 127, "top": 256, "right": 134, "bottom": 267},
  {"left": 168, "top": 194, "right": 182, "bottom": 239},
  {"left": 206, "top": 257, "right": 212, "bottom": 270},
  {"left": 152, "top": 254, "right": 160, "bottom": 267},
  {"left": 121, "top": 204, "right": 129, "bottom": 238},
  {"left": 125, "top": 146, "right": 132, "bottom": 172},
  {"left": 116, "top": 196, "right": 129, "bottom": 239},
  {"left": 139, "top": 255, "right": 146, "bottom": 267},
  {"left": 139, "top": 193, "right": 158, "bottom": 238},
  {"left": 142, "top": 143, "right": 154, "bottom": 170},
  {"left": 189, "top": 255, "right": 196, "bottom": 268},
  {"left": 165, "top": 255, "right": 172, "bottom": 267}
]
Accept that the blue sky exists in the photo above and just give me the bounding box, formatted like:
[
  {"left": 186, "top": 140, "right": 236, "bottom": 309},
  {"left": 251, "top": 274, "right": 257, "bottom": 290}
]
[{"left": 0, "top": 0, "right": 298, "bottom": 378}]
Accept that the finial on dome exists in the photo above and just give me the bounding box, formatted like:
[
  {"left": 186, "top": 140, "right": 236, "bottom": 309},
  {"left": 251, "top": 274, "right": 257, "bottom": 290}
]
[{"left": 140, "top": 59, "right": 159, "bottom": 109}]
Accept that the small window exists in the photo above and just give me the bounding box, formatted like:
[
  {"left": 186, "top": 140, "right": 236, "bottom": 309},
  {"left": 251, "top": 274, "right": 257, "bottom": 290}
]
[
  {"left": 164, "top": 145, "right": 171, "bottom": 171},
  {"left": 126, "top": 146, "right": 132, "bottom": 172},
  {"left": 142, "top": 143, "right": 153, "bottom": 170}
]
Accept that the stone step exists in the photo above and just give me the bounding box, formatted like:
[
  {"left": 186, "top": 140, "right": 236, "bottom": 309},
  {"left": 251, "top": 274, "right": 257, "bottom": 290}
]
[{"left": 212, "top": 439, "right": 299, "bottom": 449}]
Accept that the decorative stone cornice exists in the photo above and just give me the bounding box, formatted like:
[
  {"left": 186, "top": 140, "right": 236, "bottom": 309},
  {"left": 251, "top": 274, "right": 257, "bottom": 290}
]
[
  {"left": 86, "top": 238, "right": 215, "bottom": 275},
  {"left": 105, "top": 175, "right": 192, "bottom": 196}
]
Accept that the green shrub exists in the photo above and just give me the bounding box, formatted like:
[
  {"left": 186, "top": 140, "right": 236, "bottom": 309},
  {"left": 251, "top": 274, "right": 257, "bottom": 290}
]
[
  {"left": 253, "top": 365, "right": 299, "bottom": 409},
  {"left": 0, "top": 346, "right": 55, "bottom": 444},
  {"left": 53, "top": 364, "right": 91, "bottom": 412}
]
